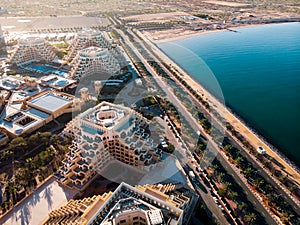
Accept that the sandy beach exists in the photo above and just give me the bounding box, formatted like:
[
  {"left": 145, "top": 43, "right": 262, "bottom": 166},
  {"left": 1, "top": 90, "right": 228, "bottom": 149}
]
[
  {"left": 144, "top": 24, "right": 268, "bottom": 44},
  {"left": 138, "top": 29, "right": 300, "bottom": 186},
  {"left": 144, "top": 28, "right": 224, "bottom": 44}
]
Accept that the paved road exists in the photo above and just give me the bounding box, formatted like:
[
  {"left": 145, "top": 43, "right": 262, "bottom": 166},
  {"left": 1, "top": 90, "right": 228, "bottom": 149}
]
[
  {"left": 128, "top": 28, "right": 300, "bottom": 216},
  {"left": 193, "top": 174, "right": 232, "bottom": 225},
  {"left": 115, "top": 26, "right": 279, "bottom": 225},
  {"left": 225, "top": 132, "right": 300, "bottom": 215},
  {"left": 215, "top": 153, "right": 276, "bottom": 225}
]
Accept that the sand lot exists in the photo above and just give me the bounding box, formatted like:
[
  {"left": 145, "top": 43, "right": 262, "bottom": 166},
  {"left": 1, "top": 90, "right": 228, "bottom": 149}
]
[
  {"left": 0, "top": 177, "right": 78, "bottom": 225},
  {"left": 0, "top": 16, "right": 109, "bottom": 32},
  {"left": 203, "top": 0, "right": 251, "bottom": 7}
]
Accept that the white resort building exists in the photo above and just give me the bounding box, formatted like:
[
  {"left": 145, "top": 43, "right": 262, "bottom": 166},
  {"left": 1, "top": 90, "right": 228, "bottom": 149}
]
[
  {"left": 57, "top": 101, "right": 163, "bottom": 190},
  {"left": 0, "top": 90, "right": 77, "bottom": 137},
  {"left": 66, "top": 29, "right": 111, "bottom": 62},
  {"left": 42, "top": 182, "right": 195, "bottom": 225},
  {"left": 10, "top": 36, "right": 57, "bottom": 65},
  {"left": 69, "top": 46, "right": 121, "bottom": 79}
]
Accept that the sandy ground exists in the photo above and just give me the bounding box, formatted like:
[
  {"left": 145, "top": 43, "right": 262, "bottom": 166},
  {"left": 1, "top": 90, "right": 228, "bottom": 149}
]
[
  {"left": 203, "top": 0, "right": 251, "bottom": 7},
  {"left": 121, "top": 11, "right": 191, "bottom": 22},
  {"left": 0, "top": 177, "right": 78, "bottom": 225},
  {"left": 145, "top": 28, "right": 226, "bottom": 43},
  {"left": 0, "top": 16, "right": 109, "bottom": 33},
  {"left": 140, "top": 29, "right": 300, "bottom": 185}
]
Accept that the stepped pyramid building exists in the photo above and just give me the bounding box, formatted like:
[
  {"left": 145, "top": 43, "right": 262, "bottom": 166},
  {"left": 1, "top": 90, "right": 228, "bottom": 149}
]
[
  {"left": 66, "top": 29, "right": 111, "bottom": 62},
  {"left": 67, "top": 29, "right": 125, "bottom": 79},
  {"left": 10, "top": 36, "right": 57, "bottom": 65},
  {"left": 57, "top": 102, "right": 163, "bottom": 190},
  {"left": 0, "top": 25, "right": 7, "bottom": 57},
  {"left": 69, "top": 46, "right": 121, "bottom": 79},
  {"left": 42, "top": 182, "right": 195, "bottom": 225}
]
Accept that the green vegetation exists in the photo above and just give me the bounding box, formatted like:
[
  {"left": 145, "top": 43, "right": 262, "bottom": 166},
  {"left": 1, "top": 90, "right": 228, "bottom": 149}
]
[
  {"left": 160, "top": 137, "right": 175, "bottom": 154},
  {"left": 208, "top": 160, "right": 262, "bottom": 224},
  {"left": 6, "top": 70, "right": 17, "bottom": 75},
  {"left": 0, "top": 132, "right": 71, "bottom": 213},
  {"left": 194, "top": 14, "right": 214, "bottom": 20},
  {"left": 221, "top": 141, "right": 299, "bottom": 224},
  {"left": 55, "top": 50, "right": 67, "bottom": 59},
  {"left": 53, "top": 41, "right": 69, "bottom": 59},
  {"left": 53, "top": 42, "right": 69, "bottom": 48},
  {"left": 142, "top": 96, "right": 156, "bottom": 106}
]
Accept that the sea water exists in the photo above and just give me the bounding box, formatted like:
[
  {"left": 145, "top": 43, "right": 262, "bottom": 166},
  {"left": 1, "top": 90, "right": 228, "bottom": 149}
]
[{"left": 158, "top": 22, "right": 300, "bottom": 166}]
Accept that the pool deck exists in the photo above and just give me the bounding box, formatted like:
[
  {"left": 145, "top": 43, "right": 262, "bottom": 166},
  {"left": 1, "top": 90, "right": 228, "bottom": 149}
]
[{"left": 0, "top": 176, "right": 78, "bottom": 225}]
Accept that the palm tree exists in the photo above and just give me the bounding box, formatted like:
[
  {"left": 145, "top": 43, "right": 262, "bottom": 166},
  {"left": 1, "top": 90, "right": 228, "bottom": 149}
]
[
  {"left": 242, "top": 167, "right": 253, "bottom": 178},
  {"left": 224, "top": 181, "right": 232, "bottom": 191},
  {"left": 288, "top": 184, "right": 297, "bottom": 195},
  {"left": 266, "top": 193, "right": 276, "bottom": 207},
  {"left": 253, "top": 178, "right": 264, "bottom": 190},
  {"left": 211, "top": 165, "right": 219, "bottom": 176},
  {"left": 230, "top": 191, "right": 239, "bottom": 201},
  {"left": 217, "top": 172, "right": 225, "bottom": 183},
  {"left": 244, "top": 213, "right": 257, "bottom": 224},
  {"left": 281, "top": 211, "right": 294, "bottom": 224},
  {"left": 265, "top": 184, "right": 273, "bottom": 192},
  {"left": 237, "top": 202, "right": 248, "bottom": 214},
  {"left": 235, "top": 156, "right": 244, "bottom": 168}
]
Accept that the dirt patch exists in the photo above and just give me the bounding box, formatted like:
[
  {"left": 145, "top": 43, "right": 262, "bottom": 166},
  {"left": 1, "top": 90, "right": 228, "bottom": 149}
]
[{"left": 203, "top": 0, "right": 251, "bottom": 7}]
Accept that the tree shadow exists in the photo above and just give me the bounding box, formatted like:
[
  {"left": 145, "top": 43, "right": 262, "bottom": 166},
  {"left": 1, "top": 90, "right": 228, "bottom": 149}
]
[
  {"left": 43, "top": 186, "right": 53, "bottom": 210},
  {"left": 28, "top": 190, "right": 41, "bottom": 207},
  {"left": 18, "top": 203, "right": 31, "bottom": 225}
]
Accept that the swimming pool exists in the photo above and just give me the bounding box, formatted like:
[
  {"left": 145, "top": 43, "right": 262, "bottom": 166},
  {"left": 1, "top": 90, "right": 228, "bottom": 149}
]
[{"left": 24, "top": 64, "right": 68, "bottom": 77}]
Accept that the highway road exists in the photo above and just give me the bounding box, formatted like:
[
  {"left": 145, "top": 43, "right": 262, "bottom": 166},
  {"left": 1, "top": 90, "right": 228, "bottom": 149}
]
[
  {"left": 126, "top": 28, "right": 300, "bottom": 216},
  {"left": 114, "top": 26, "right": 279, "bottom": 225}
]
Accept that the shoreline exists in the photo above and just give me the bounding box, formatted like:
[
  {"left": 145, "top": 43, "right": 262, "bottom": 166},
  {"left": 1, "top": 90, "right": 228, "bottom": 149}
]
[
  {"left": 137, "top": 28, "right": 300, "bottom": 185},
  {"left": 146, "top": 22, "right": 299, "bottom": 44}
]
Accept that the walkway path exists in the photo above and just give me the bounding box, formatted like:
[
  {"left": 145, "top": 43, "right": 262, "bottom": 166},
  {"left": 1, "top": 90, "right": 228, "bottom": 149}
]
[
  {"left": 140, "top": 30, "right": 300, "bottom": 186},
  {"left": 0, "top": 176, "right": 78, "bottom": 225}
]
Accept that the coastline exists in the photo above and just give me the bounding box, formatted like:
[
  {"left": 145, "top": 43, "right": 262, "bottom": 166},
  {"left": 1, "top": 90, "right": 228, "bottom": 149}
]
[
  {"left": 137, "top": 28, "right": 300, "bottom": 185},
  {"left": 145, "top": 22, "right": 298, "bottom": 44}
]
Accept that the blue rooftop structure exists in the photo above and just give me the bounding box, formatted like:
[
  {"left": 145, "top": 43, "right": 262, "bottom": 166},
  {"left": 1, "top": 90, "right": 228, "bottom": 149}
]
[
  {"left": 29, "top": 93, "right": 71, "bottom": 113},
  {"left": 28, "top": 108, "right": 50, "bottom": 119}
]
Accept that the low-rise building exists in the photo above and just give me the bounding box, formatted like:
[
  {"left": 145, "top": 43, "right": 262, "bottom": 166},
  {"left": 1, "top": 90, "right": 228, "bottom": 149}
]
[
  {"left": 42, "top": 182, "right": 195, "bottom": 225},
  {"left": 39, "top": 74, "right": 77, "bottom": 92},
  {"left": 0, "top": 90, "right": 76, "bottom": 137}
]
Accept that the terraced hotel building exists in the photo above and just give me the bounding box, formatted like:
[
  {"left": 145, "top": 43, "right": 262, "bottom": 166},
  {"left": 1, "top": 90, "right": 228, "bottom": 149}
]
[
  {"left": 66, "top": 29, "right": 111, "bottom": 62},
  {"left": 42, "top": 182, "right": 194, "bottom": 225},
  {"left": 57, "top": 102, "right": 163, "bottom": 190},
  {"left": 10, "top": 36, "right": 57, "bottom": 65},
  {"left": 69, "top": 46, "right": 121, "bottom": 79}
]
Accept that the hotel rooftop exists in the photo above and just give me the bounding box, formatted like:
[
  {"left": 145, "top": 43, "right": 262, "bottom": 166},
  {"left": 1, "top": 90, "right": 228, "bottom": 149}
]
[
  {"left": 57, "top": 102, "right": 163, "bottom": 190},
  {"left": 39, "top": 74, "right": 77, "bottom": 91},
  {"left": 42, "top": 182, "right": 196, "bottom": 225},
  {"left": 28, "top": 92, "right": 72, "bottom": 114}
]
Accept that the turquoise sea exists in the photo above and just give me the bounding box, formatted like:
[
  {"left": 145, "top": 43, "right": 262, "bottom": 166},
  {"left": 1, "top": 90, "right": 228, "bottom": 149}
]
[{"left": 158, "top": 22, "right": 300, "bottom": 166}]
